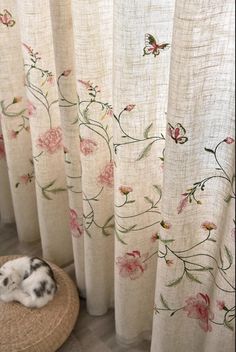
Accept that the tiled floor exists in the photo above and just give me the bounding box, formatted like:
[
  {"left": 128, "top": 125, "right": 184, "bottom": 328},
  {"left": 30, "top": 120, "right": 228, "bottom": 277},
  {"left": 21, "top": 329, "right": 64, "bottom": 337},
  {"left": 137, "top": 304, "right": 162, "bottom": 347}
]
[{"left": 0, "top": 222, "right": 151, "bottom": 352}]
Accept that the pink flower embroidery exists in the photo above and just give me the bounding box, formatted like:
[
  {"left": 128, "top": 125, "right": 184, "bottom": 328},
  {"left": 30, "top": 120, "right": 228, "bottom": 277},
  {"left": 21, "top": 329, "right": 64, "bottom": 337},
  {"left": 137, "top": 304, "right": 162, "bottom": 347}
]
[
  {"left": 69, "top": 209, "right": 83, "bottom": 237},
  {"left": 124, "top": 104, "right": 135, "bottom": 112},
  {"left": 151, "top": 233, "right": 159, "bottom": 242},
  {"left": 116, "top": 250, "right": 148, "bottom": 280},
  {"left": 97, "top": 161, "right": 114, "bottom": 187},
  {"left": 224, "top": 137, "right": 234, "bottom": 144},
  {"left": 0, "top": 134, "right": 6, "bottom": 160},
  {"left": 177, "top": 195, "right": 188, "bottom": 214},
  {"left": 167, "top": 123, "right": 188, "bottom": 144},
  {"left": 78, "top": 80, "right": 93, "bottom": 90},
  {"left": 216, "top": 300, "right": 225, "bottom": 311},
  {"left": 19, "top": 174, "right": 32, "bottom": 185},
  {"left": 37, "top": 127, "right": 63, "bottom": 154},
  {"left": 201, "top": 221, "right": 217, "bottom": 231},
  {"left": 46, "top": 75, "right": 54, "bottom": 86},
  {"left": 184, "top": 293, "right": 214, "bottom": 332},
  {"left": 26, "top": 100, "right": 36, "bottom": 117},
  {"left": 0, "top": 9, "right": 15, "bottom": 27},
  {"left": 9, "top": 130, "right": 18, "bottom": 139},
  {"left": 80, "top": 138, "right": 97, "bottom": 156},
  {"left": 119, "top": 186, "right": 133, "bottom": 195}
]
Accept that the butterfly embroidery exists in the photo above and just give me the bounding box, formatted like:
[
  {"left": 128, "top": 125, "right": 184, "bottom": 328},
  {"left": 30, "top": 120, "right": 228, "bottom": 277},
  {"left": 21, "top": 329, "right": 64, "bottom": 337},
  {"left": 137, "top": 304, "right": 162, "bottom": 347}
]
[
  {"left": 167, "top": 123, "right": 188, "bottom": 144},
  {"left": 143, "top": 33, "right": 170, "bottom": 57},
  {"left": 0, "top": 9, "right": 15, "bottom": 27}
]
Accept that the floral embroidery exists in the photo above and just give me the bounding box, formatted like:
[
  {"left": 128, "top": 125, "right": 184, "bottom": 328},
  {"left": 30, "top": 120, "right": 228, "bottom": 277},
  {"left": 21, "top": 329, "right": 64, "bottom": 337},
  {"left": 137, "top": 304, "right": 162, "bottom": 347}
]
[
  {"left": 116, "top": 250, "right": 148, "bottom": 280},
  {"left": 167, "top": 123, "right": 188, "bottom": 144},
  {"left": 216, "top": 300, "right": 226, "bottom": 311},
  {"left": 97, "top": 161, "right": 114, "bottom": 187},
  {"left": 124, "top": 104, "right": 135, "bottom": 112},
  {"left": 0, "top": 134, "right": 6, "bottom": 160},
  {"left": 143, "top": 33, "right": 170, "bottom": 57},
  {"left": 201, "top": 221, "right": 217, "bottom": 231},
  {"left": 26, "top": 100, "right": 36, "bottom": 117},
  {"left": 183, "top": 293, "right": 214, "bottom": 332},
  {"left": 37, "top": 127, "right": 63, "bottom": 154},
  {"left": 80, "top": 138, "right": 97, "bottom": 156},
  {"left": 69, "top": 209, "right": 83, "bottom": 237},
  {"left": 178, "top": 138, "right": 235, "bottom": 212},
  {"left": 119, "top": 186, "right": 133, "bottom": 195},
  {"left": 0, "top": 9, "right": 15, "bottom": 27}
]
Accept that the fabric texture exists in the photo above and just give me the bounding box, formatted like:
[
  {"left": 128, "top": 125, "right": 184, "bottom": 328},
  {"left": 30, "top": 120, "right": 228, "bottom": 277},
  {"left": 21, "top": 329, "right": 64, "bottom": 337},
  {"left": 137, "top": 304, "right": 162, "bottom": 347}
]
[{"left": 0, "top": 1, "right": 235, "bottom": 351}]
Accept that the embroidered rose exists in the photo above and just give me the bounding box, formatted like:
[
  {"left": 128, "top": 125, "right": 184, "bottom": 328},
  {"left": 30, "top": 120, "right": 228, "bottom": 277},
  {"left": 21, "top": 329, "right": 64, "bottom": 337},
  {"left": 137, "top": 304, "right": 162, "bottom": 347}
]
[
  {"left": 201, "top": 221, "right": 217, "bottom": 231},
  {"left": 224, "top": 137, "right": 234, "bottom": 144},
  {"left": 184, "top": 293, "right": 214, "bottom": 332},
  {"left": 37, "top": 127, "right": 63, "bottom": 154},
  {"left": 119, "top": 186, "right": 133, "bottom": 195},
  {"left": 124, "top": 104, "right": 135, "bottom": 112},
  {"left": 0, "top": 134, "right": 5, "bottom": 160},
  {"left": 80, "top": 138, "right": 97, "bottom": 156},
  {"left": 116, "top": 250, "right": 148, "bottom": 280},
  {"left": 69, "top": 209, "right": 83, "bottom": 237},
  {"left": 97, "top": 161, "right": 114, "bottom": 187},
  {"left": 0, "top": 9, "right": 15, "bottom": 27}
]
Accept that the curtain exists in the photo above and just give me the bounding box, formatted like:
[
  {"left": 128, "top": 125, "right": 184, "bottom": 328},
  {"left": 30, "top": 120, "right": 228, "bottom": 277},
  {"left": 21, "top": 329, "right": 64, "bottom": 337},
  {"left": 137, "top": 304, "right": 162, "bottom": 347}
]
[{"left": 0, "top": 1, "right": 235, "bottom": 351}]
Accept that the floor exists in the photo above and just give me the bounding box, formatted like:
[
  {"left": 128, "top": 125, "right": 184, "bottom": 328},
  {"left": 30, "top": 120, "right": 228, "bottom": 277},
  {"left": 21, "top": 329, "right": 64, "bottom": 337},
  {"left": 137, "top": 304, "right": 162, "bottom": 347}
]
[{"left": 0, "top": 222, "right": 151, "bottom": 352}]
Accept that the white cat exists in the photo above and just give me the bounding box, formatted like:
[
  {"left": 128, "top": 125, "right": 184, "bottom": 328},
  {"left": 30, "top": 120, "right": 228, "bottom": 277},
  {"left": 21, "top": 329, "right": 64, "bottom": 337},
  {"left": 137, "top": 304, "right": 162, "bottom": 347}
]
[{"left": 0, "top": 256, "right": 57, "bottom": 308}]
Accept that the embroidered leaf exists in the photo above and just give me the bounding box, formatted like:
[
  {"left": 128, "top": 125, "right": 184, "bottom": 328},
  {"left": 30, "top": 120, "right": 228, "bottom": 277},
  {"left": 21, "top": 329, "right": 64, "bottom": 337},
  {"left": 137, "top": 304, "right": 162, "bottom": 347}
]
[
  {"left": 153, "top": 184, "right": 162, "bottom": 195},
  {"left": 15, "top": 182, "right": 20, "bottom": 188},
  {"left": 204, "top": 147, "right": 215, "bottom": 154},
  {"left": 224, "top": 245, "right": 233, "bottom": 265},
  {"left": 42, "top": 179, "right": 56, "bottom": 190},
  {"left": 85, "top": 229, "right": 92, "bottom": 238},
  {"left": 224, "top": 194, "right": 232, "bottom": 203},
  {"left": 83, "top": 109, "right": 89, "bottom": 123},
  {"left": 136, "top": 142, "right": 154, "bottom": 161},
  {"left": 144, "top": 196, "right": 154, "bottom": 206},
  {"left": 126, "top": 200, "right": 135, "bottom": 204},
  {"left": 102, "top": 228, "right": 112, "bottom": 236},
  {"left": 219, "top": 249, "right": 224, "bottom": 267},
  {"left": 119, "top": 225, "right": 137, "bottom": 233},
  {"left": 42, "top": 191, "right": 52, "bottom": 200},
  {"left": 160, "top": 294, "right": 170, "bottom": 309},
  {"left": 144, "top": 123, "right": 153, "bottom": 138},
  {"left": 208, "top": 238, "right": 216, "bottom": 242},
  {"left": 191, "top": 267, "right": 214, "bottom": 271},
  {"left": 185, "top": 271, "right": 202, "bottom": 284},
  {"left": 47, "top": 188, "right": 67, "bottom": 194},
  {"left": 160, "top": 239, "right": 175, "bottom": 244},
  {"left": 224, "top": 319, "right": 234, "bottom": 331},
  {"left": 115, "top": 230, "right": 127, "bottom": 245},
  {"left": 166, "top": 275, "right": 183, "bottom": 287}
]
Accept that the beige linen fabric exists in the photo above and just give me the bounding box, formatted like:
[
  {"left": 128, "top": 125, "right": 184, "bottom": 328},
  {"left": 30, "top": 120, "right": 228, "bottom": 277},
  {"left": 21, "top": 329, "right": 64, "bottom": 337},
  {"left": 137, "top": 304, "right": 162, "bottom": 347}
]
[{"left": 0, "top": 0, "right": 234, "bottom": 350}]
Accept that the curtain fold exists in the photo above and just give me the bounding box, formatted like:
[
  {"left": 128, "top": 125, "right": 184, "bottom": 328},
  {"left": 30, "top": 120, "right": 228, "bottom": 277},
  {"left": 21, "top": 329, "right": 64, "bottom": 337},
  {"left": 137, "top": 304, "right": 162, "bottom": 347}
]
[{"left": 0, "top": 1, "right": 234, "bottom": 351}]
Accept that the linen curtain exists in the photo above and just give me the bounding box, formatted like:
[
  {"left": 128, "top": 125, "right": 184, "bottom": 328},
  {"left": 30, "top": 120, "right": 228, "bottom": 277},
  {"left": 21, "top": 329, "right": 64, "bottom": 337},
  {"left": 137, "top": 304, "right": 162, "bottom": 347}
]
[{"left": 0, "top": 1, "right": 235, "bottom": 351}]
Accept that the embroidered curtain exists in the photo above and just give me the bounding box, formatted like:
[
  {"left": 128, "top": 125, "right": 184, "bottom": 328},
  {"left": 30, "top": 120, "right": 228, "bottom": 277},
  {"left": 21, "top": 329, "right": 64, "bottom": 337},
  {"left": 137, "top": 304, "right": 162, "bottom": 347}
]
[{"left": 0, "top": 0, "right": 235, "bottom": 351}]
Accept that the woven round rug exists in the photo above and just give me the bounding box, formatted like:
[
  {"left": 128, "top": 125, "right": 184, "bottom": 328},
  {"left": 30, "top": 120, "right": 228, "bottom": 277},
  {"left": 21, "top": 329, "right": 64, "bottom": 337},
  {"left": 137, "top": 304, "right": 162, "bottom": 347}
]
[{"left": 0, "top": 255, "right": 79, "bottom": 352}]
